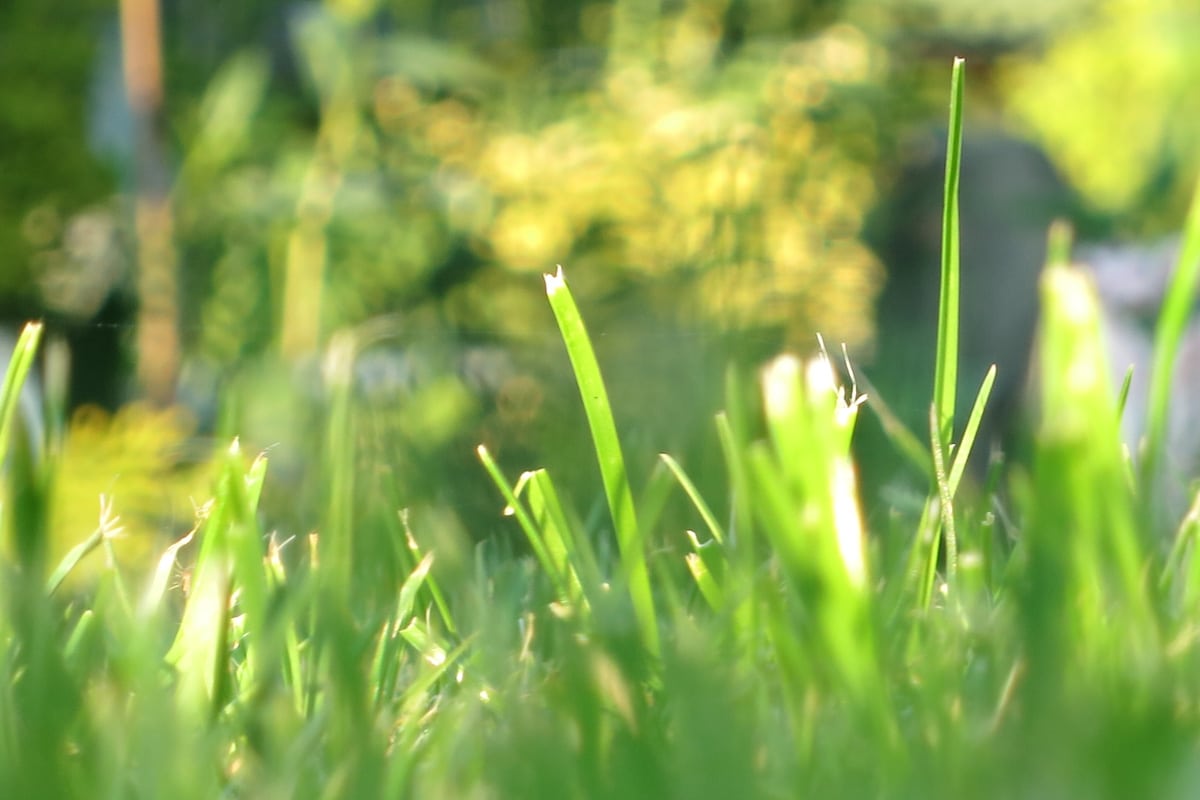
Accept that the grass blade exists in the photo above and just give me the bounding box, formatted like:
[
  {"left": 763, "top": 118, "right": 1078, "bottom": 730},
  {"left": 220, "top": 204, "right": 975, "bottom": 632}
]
[
  {"left": 0, "top": 322, "right": 42, "bottom": 467},
  {"left": 1144, "top": 172, "right": 1200, "bottom": 493},
  {"left": 932, "top": 57, "right": 965, "bottom": 447},
  {"left": 544, "top": 266, "right": 659, "bottom": 659},
  {"left": 659, "top": 453, "right": 726, "bottom": 546},
  {"left": 477, "top": 445, "right": 571, "bottom": 601}
]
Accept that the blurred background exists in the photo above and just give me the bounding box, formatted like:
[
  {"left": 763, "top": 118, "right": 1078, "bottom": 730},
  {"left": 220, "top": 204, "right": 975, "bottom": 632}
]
[{"left": 6, "top": 0, "right": 1200, "bottom": 569}]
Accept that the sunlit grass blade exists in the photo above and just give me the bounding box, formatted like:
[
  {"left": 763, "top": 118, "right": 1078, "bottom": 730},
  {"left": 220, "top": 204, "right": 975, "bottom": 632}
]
[
  {"left": 544, "top": 266, "right": 658, "bottom": 658},
  {"left": 933, "top": 57, "right": 965, "bottom": 447}
]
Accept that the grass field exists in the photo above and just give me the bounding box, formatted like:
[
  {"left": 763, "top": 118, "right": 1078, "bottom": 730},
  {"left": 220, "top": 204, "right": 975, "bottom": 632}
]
[{"left": 2, "top": 60, "right": 1199, "bottom": 799}]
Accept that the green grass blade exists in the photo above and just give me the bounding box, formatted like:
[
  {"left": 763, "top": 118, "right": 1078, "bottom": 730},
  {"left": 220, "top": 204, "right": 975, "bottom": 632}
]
[
  {"left": 945, "top": 364, "right": 996, "bottom": 496},
  {"left": 398, "top": 511, "right": 457, "bottom": 637},
  {"left": 478, "top": 445, "right": 571, "bottom": 599},
  {"left": 1117, "top": 364, "right": 1135, "bottom": 423},
  {"left": 684, "top": 552, "right": 723, "bottom": 612},
  {"left": 929, "top": 404, "right": 958, "bottom": 585},
  {"left": 527, "top": 468, "right": 606, "bottom": 613},
  {"left": 0, "top": 322, "right": 42, "bottom": 467},
  {"left": 1144, "top": 172, "right": 1200, "bottom": 491},
  {"left": 932, "top": 57, "right": 965, "bottom": 447},
  {"left": 659, "top": 453, "right": 726, "bottom": 545},
  {"left": 544, "top": 267, "right": 659, "bottom": 659}
]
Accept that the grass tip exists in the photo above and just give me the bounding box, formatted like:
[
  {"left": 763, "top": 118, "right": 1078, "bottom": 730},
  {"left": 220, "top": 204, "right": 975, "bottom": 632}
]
[{"left": 544, "top": 265, "right": 566, "bottom": 294}]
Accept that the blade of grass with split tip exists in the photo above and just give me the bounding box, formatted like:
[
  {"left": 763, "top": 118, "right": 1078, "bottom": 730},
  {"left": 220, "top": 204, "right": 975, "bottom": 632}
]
[
  {"left": 933, "top": 58, "right": 965, "bottom": 448},
  {"left": 1145, "top": 172, "right": 1200, "bottom": 492},
  {"left": 660, "top": 453, "right": 726, "bottom": 545},
  {"left": 544, "top": 266, "right": 658, "bottom": 658}
]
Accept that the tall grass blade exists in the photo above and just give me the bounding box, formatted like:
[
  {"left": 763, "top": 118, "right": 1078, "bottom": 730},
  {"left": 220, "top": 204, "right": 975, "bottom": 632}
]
[
  {"left": 932, "top": 57, "right": 965, "bottom": 447},
  {"left": 544, "top": 266, "right": 659, "bottom": 658}
]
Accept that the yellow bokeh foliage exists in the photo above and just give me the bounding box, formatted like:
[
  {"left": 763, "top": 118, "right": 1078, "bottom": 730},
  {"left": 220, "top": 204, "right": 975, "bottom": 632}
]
[
  {"left": 230, "top": 8, "right": 892, "bottom": 354},
  {"left": 45, "top": 402, "right": 217, "bottom": 586}
]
